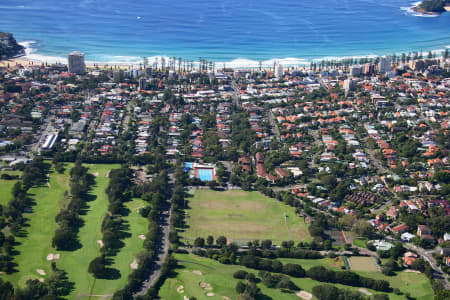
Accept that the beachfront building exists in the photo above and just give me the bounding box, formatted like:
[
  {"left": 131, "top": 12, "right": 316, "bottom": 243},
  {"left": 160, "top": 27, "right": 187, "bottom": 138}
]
[
  {"left": 275, "top": 63, "right": 283, "bottom": 79},
  {"left": 378, "top": 56, "right": 391, "bottom": 74},
  {"left": 68, "top": 51, "right": 85, "bottom": 75}
]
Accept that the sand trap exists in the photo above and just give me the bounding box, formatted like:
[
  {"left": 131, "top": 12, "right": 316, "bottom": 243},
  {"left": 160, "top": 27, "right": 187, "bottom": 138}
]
[
  {"left": 192, "top": 270, "right": 202, "bottom": 276},
  {"left": 358, "top": 288, "right": 372, "bottom": 296},
  {"left": 176, "top": 285, "right": 184, "bottom": 293},
  {"left": 200, "top": 282, "right": 212, "bottom": 290},
  {"left": 184, "top": 297, "right": 189, "bottom": 300},
  {"left": 46, "top": 253, "right": 61, "bottom": 261},
  {"left": 296, "top": 291, "right": 312, "bottom": 300},
  {"left": 222, "top": 297, "right": 231, "bottom": 300},
  {"left": 130, "top": 259, "right": 138, "bottom": 270},
  {"left": 105, "top": 170, "right": 110, "bottom": 177},
  {"left": 404, "top": 269, "right": 421, "bottom": 273},
  {"left": 138, "top": 234, "right": 146, "bottom": 240},
  {"left": 92, "top": 172, "right": 99, "bottom": 177},
  {"left": 38, "top": 278, "right": 44, "bottom": 283},
  {"left": 206, "top": 293, "right": 215, "bottom": 297},
  {"left": 36, "top": 269, "right": 46, "bottom": 276},
  {"left": 97, "top": 240, "right": 104, "bottom": 247}
]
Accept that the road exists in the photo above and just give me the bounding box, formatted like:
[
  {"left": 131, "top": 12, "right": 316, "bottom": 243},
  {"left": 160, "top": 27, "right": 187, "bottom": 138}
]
[
  {"left": 231, "top": 81, "right": 241, "bottom": 108},
  {"left": 268, "top": 111, "right": 280, "bottom": 138},
  {"left": 405, "top": 244, "right": 450, "bottom": 290},
  {"left": 133, "top": 173, "right": 174, "bottom": 297}
]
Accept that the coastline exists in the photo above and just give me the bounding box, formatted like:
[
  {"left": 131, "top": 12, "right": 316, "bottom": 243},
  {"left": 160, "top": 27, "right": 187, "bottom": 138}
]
[{"left": 1, "top": 40, "right": 449, "bottom": 70}]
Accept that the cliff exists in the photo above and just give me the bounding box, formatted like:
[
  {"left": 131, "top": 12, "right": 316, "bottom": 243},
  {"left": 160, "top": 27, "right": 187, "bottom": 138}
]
[
  {"left": 0, "top": 32, "right": 25, "bottom": 59},
  {"left": 413, "top": 0, "right": 450, "bottom": 14}
]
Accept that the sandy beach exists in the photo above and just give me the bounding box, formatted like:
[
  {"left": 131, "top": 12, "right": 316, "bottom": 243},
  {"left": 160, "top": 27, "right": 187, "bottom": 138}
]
[{"left": 0, "top": 55, "right": 143, "bottom": 71}]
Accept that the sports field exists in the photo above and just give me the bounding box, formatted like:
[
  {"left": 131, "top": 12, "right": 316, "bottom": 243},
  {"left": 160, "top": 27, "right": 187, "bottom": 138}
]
[
  {"left": 0, "top": 163, "right": 149, "bottom": 298},
  {"left": 160, "top": 253, "right": 434, "bottom": 300},
  {"left": 183, "top": 189, "right": 310, "bottom": 245}
]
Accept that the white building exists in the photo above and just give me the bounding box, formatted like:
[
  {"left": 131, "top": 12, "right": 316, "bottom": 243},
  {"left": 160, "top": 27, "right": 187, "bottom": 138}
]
[
  {"left": 68, "top": 51, "right": 85, "bottom": 75},
  {"left": 378, "top": 57, "right": 391, "bottom": 74},
  {"left": 275, "top": 63, "right": 283, "bottom": 79}
]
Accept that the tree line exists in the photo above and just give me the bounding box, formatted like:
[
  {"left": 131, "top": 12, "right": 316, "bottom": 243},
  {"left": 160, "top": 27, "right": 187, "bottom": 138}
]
[{"left": 52, "top": 161, "right": 93, "bottom": 250}]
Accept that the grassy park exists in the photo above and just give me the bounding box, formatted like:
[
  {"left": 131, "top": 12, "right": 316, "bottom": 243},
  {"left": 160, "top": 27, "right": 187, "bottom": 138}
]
[
  {"left": 183, "top": 189, "right": 310, "bottom": 245},
  {"left": 0, "top": 163, "right": 149, "bottom": 298},
  {"left": 160, "top": 253, "right": 434, "bottom": 300}
]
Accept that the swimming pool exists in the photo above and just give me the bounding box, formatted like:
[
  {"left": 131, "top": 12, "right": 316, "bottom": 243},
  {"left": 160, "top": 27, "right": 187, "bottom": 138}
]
[{"left": 197, "top": 168, "right": 213, "bottom": 181}]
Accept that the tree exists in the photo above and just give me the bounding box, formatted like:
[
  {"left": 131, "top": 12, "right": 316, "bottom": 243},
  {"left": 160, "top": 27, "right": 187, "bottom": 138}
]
[
  {"left": 276, "top": 276, "right": 298, "bottom": 290},
  {"left": 236, "top": 281, "right": 246, "bottom": 294},
  {"left": 233, "top": 270, "right": 249, "bottom": 279},
  {"left": 207, "top": 235, "right": 214, "bottom": 247},
  {"left": 282, "top": 263, "right": 305, "bottom": 277},
  {"left": 261, "top": 239, "right": 272, "bottom": 249},
  {"left": 216, "top": 236, "right": 227, "bottom": 247},
  {"left": 88, "top": 256, "right": 106, "bottom": 278},
  {"left": 194, "top": 237, "right": 205, "bottom": 248}
]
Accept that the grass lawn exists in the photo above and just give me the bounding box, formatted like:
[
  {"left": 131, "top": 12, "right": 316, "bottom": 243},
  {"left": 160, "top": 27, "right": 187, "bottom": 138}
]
[
  {"left": 159, "top": 253, "right": 434, "bottom": 300},
  {"left": 183, "top": 189, "right": 310, "bottom": 245},
  {"left": 0, "top": 179, "right": 18, "bottom": 206},
  {"left": 353, "top": 237, "right": 368, "bottom": 249},
  {"left": 0, "top": 163, "right": 149, "bottom": 299}
]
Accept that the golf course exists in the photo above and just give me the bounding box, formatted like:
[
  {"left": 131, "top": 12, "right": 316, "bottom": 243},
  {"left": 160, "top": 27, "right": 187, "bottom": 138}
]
[
  {"left": 159, "top": 253, "right": 434, "bottom": 300},
  {"left": 0, "top": 163, "right": 149, "bottom": 299}
]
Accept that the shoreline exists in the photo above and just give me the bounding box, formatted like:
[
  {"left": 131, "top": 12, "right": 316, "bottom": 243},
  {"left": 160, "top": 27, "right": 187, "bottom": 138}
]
[{"left": 1, "top": 41, "right": 449, "bottom": 70}]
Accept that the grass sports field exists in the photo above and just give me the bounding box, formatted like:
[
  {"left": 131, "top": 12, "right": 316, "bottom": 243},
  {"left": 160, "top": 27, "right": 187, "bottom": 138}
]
[
  {"left": 0, "top": 163, "right": 149, "bottom": 299},
  {"left": 183, "top": 189, "right": 310, "bottom": 245},
  {"left": 160, "top": 253, "right": 434, "bottom": 300}
]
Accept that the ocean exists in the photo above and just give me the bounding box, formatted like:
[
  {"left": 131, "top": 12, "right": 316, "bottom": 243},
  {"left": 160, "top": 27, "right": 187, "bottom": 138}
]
[{"left": 0, "top": 0, "right": 449, "bottom": 67}]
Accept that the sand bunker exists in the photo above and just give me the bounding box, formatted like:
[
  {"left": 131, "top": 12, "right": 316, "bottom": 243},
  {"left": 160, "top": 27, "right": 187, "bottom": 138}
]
[
  {"left": 92, "top": 172, "right": 99, "bottom": 177},
  {"left": 36, "top": 269, "right": 46, "bottom": 276},
  {"left": 46, "top": 253, "right": 60, "bottom": 261},
  {"left": 192, "top": 270, "right": 202, "bottom": 276},
  {"left": 206, "top": 292, "right": 215, "bottom": 297},
  {"left": 176, "top": 285, "right": 184, "bottom": 293},
  {"left": 184, "top": 297, "right": 189, "bottom": 300},
  {"left": 296, "top": 291, "right": 312, "bottom": 300},
  {"left": 358, "top": 288, "right": 372, "bottom": 295},
  {"left": 38, "top": 278, "right": 44, "bottom": 283},
  {"left": 97, "top": 240, "right": 104, "bottom": 247},
  {"left": 222, "top": 297, "right": 231, "bottom": 300},
  {"left": 200, "top": 282, "right": 212, "bottom": 290},
  {"left": 138, "top": 234, "right": 146, "bottom": 240},
  {"left": 130, "top": 259, "right": 138, "bottom": 270},
  {"left": 404, "top": 269, "right": 421, "bottom": 273}
]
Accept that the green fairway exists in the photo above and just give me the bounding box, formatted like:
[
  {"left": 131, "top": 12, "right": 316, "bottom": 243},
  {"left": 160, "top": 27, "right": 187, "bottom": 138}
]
[
  {"left": 0, "top": 163, "right": 150, "bottom": 299},
  {"left": 0, "top": 164, "right": 72, "bottom": 287},
  {"left": 183, "top": 189, "right": 310, "bottom": 245},
  {"left": 0, "top": 179, "right": 18, "bottom": 206},
  {"left": 159, "top": 253, "right": 434, "bottom": 300}
]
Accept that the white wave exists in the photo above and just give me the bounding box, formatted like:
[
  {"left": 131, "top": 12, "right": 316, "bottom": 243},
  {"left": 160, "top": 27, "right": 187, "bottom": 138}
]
[
  {"left": 312, "top": 54, "right": 378, "bottom": 62},
  {"left": 19, "top": 41, "right": 67, "bottom": 64}
]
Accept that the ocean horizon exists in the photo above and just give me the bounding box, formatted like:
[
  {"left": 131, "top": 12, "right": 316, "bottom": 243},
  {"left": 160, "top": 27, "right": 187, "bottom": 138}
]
[{"left": 1, "top": 0, "right": 450, "bottom": 67}]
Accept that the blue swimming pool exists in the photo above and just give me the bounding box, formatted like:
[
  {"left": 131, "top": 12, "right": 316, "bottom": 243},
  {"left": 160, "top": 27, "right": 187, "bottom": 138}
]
[
  {"left": 184, "top": 162, "right": 193, "bottom": 170},
  {"left": 197, "top": 168, "right": 213, "bottom": 181}
]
